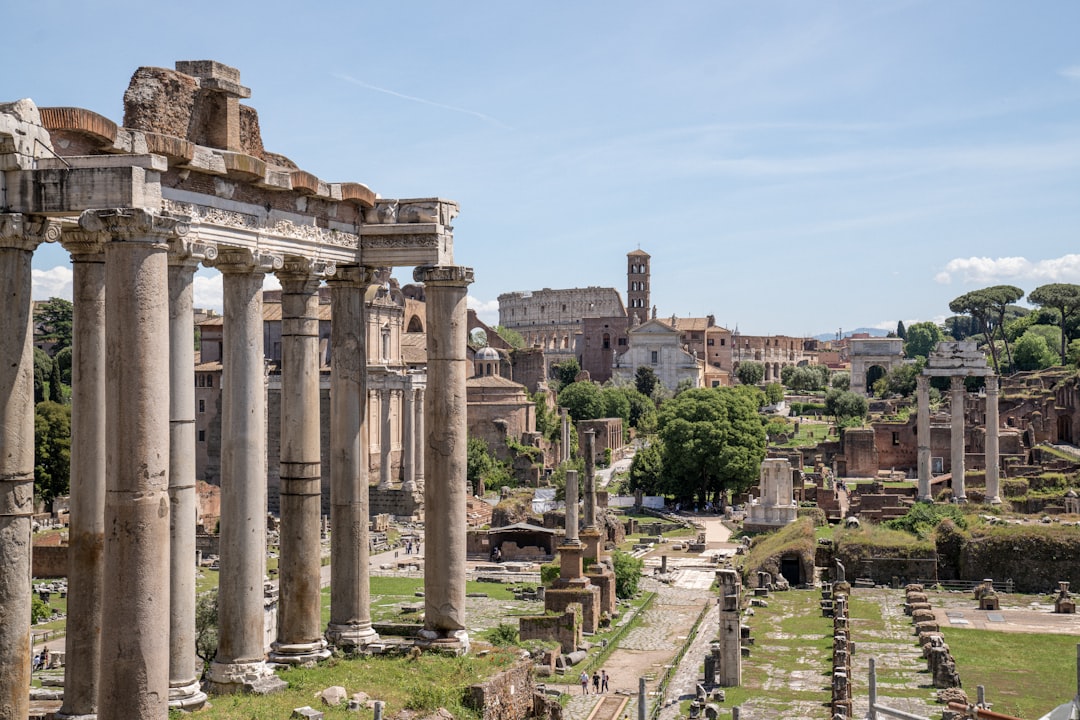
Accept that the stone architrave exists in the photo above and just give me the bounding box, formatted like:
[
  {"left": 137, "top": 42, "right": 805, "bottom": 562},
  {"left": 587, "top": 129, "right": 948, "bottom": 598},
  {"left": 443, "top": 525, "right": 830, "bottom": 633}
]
[
  {"left": 57, "top": 224, "right": 107, "bottom": 720},
  {"left": 0, "top": 214, "right": 58, "bottom": 720},
  {"left": 916, "top": 375, "right": 932, "bottom": 502},
  {"left": 416, "top": 265, "right": 473, "bottom": 652},
  {"left": 88, "top": 209, "right": 179, "bottom": 719},
  {"left": 985, "top": 376, "right": 1001, "bottom": 504},
  {"left": 950, "top": 376, "right": 967, "bottom": 502},
  {"left": 325, "top": 266, "right": 380, "bottom": 650},
  {"left": 270, "top": 258, "right": 332, "bottom": 665},
  {"left": 207, "top": 248, "right": 284, "bottom": 694},
  {"left": 165, "top": 237, "right": 214, "bottom": 710}
]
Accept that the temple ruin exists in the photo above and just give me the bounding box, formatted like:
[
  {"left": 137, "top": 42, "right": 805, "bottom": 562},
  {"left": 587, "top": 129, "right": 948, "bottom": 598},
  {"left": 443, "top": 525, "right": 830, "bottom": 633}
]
[{"left": 0, "top": 60, "right": 472, "bottom": 719}]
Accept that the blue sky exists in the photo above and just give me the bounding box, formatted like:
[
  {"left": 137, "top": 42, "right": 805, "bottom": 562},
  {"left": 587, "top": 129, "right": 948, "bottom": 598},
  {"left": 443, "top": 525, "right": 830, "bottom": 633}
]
[{"left": 6, "top": 1, "right": 1080, "bottom": 336}]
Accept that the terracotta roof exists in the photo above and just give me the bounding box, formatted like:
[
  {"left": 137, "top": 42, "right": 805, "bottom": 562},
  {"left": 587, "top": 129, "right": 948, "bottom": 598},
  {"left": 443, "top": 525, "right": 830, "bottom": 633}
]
[
  {"left": 675, "top": 317, "right": 710, "bottom": 332},
  {"left": 627, "top": 249, "right": 650, "bottom": 257},
  {"left": 195, "top": 361, "right": 222, "bottom": 371},
  {"left": 401, "top": 333, "right": 427, "bottom": 365},
  {"left": 467, "top": 374, "right": 526, "bottom": 389}
]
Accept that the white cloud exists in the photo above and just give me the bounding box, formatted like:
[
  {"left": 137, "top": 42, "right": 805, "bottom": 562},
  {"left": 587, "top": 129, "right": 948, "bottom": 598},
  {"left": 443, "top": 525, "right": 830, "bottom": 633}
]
[
  {"left": 1060, "top": 66, "right": 1080, "bottom": 80},
  {"left": 193, "top": 274, "right": 223, "bottom": 313},
  {"left": 32, "top": 266, "right": 73, "bottom": 301},
  {"left": 934, "top": 254, "right": 1080, "bottom": 285},
  {"left": 468, "top": 296, "right": 500, "bottom": 326}
]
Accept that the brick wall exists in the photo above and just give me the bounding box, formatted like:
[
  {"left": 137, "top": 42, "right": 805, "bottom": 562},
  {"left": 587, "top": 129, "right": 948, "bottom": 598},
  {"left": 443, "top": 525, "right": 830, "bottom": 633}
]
[{"left": 465, "top": 659, "right": 537, "bottom": 720}]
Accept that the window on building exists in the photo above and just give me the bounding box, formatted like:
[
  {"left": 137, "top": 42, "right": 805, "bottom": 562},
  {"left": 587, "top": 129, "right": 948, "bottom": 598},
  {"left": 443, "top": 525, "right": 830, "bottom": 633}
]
[
  {"left": 207, "top": 376, "right": 213, "bottom": 388},
  {"left": 198, "top": 430, "right": 206, "bottom": 442},
  {"left": 602, "top": 333, "right": 610, "bottom": 350},
  {"left": 707, "top": 339, "right": 714, "bottom": 346},
  {"left": 618, "top": 338, "right": 627, "bottom": 346},
  {"left": 198, "top": 399, "right": 205, "bottom": 413},
  {"left": 892, "top": 432, "right": 900, "bottom": 446},
  {"left": 651, "top": 351, "right": 658, "bottom": 364}
]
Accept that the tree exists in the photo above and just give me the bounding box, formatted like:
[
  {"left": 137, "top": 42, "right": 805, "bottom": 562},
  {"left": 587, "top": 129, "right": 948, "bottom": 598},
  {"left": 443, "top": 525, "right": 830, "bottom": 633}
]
[
  {"left": 494, "top": 325, "right": 525, "bottom": 349},
  {"left": 735, "top": 361, "right": 764, "bottom": 386},
  {"left": 628, "top": 441, "right": 664, "bottom": 495},
  {"left": 467, "top": 436, "right": 500, "bottom": 495},
  {"left": 34, "top": 297, "right": 73, "bottom": 355},
  {"left": 824, "top": 388, "right": 868, "bottom": 425},
  {"left": 764, "top": 382, "right": 784, "bottom": 405},
  {"left": 195, "top": 589, "right": 218, "bottom": 671},
  {"left": 831, "top": 371, "right": 850, "bottom": 391},
  {"left": 948, "top": 286, "right": 1023, "bottom": 373},
  {"left": 558, "top": 381, "right": 604, "bottom": 422},
  {"left": 34, "top": 401, "right": 71, "bottom": 501},
  {"left": 1012, "top": 331, "right": 1058, "bottom": 371},
  {"left": 600, "top": 385, "right": 631, "bottom": 426},
  {"left": 54, "top": 346, "right": 72, "bottom": 385},
  {"left": 33, "top": 347, "right": 51, "bottom": 404},
  {"left": 896, "top": 320, "right": 907, "bottom": 340},
  {"left": 657, "top": 387, "right": 766, "bottom": 508},
  {"left": 48, "top": 357, "right": 63, "bottom": 403},
  {"left": 551, "top": 358, "right": 581, "bottom": 389},
  {"left": 872, "top": 361, "right": 922, "bottom": 398},
  {"left": 903, "top": 321, "right": 944, "bottom": 359},
  {"left": 634, "top": 365, "right": 659, "bottom": 398},
  {"left": 1028, "top": 283, "right": 1080, "bottom": 364},
  {"left": 611, "top": 549, "right": 644, "bottom": 599}
]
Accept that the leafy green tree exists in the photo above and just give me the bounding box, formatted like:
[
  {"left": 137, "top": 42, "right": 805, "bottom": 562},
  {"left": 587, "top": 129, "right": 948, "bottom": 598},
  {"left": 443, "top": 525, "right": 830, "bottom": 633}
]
[
  {"left": 195, "top": 589, "right": 218, "bottom": 671},
  {"left": 735, "top": 361, "right": 764, "bottom": 386},
  {"left": 824, "top": 388, "right": 868, "bottom": 425},
  {"left": 1013, "top": 331, "right": 1058, "bottom": 371},
  {"left": 34, "top": 401, "right": 71, "bottom": 501},
  {"left": 884, "top": 502, "right": 966, "bottom": 539},
  {"left": 634, "top": 365, "right": 659, "bottom": 398},
  {"left": 54, "top": 346, "right": 72, "bottom": 385},
  {"left": 494, "top": 325, "right": 526, "bottom": 349},
  {"left": 657, "top": 387, "right": 765, "bottom": 508},
  {"left": 896, "top": 320, "right": 907, "bottom": 340},
  {"left": 467, "top": 436, "right": 512, "bottom": 494},
  {"left": 551, "top": 358, "right": 581, "bottom": 389},
  {"left": 903, "top": 321, "right": 944, "bottom": 359},
  {"left": 949, "top": 286, "right": 1024, "bottom": 373},
  {"left": 872, "top": 361, "right": 922, "bottom": 398},
  {"left": 34, "top": 297, "right": 74, "bottom": 355},
  {"left": 831, "top": 371, "right": 850, "bottom": 391},
  {"left": 48, "top": 357, "right": 63, "bottom": 403},
  {"left": 944, "top": 314, "right": 978, "bottom": 341},
  {"left": 611, "top": 549, "right": 644, "bottom": 598},
  {"left": 628, "top": 441, "right": 664, "bottom": 495},
  {"left": 780, "top": 365, "right": 796, "bottom": 386},
  {"left": 764, "top": 382, "right": 784, "bottom": 405},
  {"left": 600, "top": 386, "right": 631, "bottom": 425},
  {"left": 33, "top": 348, "right": 51, "bottom": 404},
  {"left": 622, "top": 387, "right": 657, "bottom": 432},
  {"left": 1028, "top": 283, "right": 1080, "bottom": 364},
  {"left": 786, "top": 365, "right": 829, "bottom": 392},
  {"left": 559, "top": 381, "right": 604, "bottom": 422}
]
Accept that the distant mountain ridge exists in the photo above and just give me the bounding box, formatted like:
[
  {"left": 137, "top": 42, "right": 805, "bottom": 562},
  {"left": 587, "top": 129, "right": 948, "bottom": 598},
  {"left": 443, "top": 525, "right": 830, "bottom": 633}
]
[{"left": 812, "top": 327, "right": 890, "bottom": 342}]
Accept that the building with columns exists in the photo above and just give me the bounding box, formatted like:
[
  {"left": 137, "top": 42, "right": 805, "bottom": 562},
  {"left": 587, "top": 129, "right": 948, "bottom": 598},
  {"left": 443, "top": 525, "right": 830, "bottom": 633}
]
[{"left": 0, "top": 59, "right": 474, "bottom": 718}]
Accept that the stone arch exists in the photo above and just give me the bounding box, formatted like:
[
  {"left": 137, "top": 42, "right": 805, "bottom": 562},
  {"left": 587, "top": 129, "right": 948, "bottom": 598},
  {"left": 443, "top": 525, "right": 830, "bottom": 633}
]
[
  {"left": 406, "top": 314, "right": 424, "bottom": 333},
  {"left": 865, "top": 364, "right": 887, "bottom": 393}
]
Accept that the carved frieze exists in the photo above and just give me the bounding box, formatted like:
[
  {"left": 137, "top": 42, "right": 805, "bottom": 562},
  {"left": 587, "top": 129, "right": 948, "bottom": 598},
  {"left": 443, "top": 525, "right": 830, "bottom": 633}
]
[
  {"left": 79, "top": 208, "right": 190, "bottom": 242},
  {"left": 163, "top": 198, "right": 360, "bottom": 250},
  {"left": 413, "top": 265, "right": 474, "bottom": 286},
  {"left": 0, "top": 213, "right": 62, "bottom": 250}
]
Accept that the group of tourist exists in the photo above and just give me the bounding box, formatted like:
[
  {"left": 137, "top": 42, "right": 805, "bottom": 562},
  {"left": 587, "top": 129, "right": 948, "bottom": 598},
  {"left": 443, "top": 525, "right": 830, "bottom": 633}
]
[
  {"left": 32, "top": 646, "right": 51, "bottom": 672},
  {"left": 579, "top": 669, "right": 610, "bottom": 694}
]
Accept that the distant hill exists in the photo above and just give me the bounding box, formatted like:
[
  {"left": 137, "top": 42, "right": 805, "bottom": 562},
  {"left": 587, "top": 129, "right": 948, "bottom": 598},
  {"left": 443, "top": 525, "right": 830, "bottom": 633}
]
[{"left": 812, "top": 327, "right": 890, "bottom": 342}]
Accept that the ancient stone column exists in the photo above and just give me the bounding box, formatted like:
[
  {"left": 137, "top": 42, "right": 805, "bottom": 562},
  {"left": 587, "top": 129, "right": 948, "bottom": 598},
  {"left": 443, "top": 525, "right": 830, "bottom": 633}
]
[
  {"left": 325, "top": 266, "right": 379, "bottom": 650},
  {"left": 560, "top": 409, "right": 570, "bottom": 463},
  {"left": 57, "top": 226, "right": 106, "bottom": 720},
  {"left": 207, "top": 249, "right": 284, "bottom": 694},
  {"left": 565, "top": 469, "right": 580, "bottom": 545},
  {"left": 401, "top": 384, "right": 417, "bottom": 492},
  {"left": 0, "top": 214, "right": 57, "bottom": 720},
  {"left": 415, "top": 265, "right": 473, "bottom": 651},
  {"left": 270, "top": 259, "right": 331, "bottom": 665},
  {"left": 414, "top": 387, "right": 426, "bottom": 491},
  {"left": 916, "top": 375, "right": 933, "bottom": 503},
  {"left": 90, "top": 209, "right": 178, "bottom": 719},
  {"left": 164, "top": 240, "right": 213, "bottom": 711},
  {"left": 985, "top": 375, "right": 1001, "bottom": 504},
  {"left": 950, "top": 376, "right": 967, "bottom": 502},
  {"left": 379, "top": 387, "right": 393, "bottom": 489},
  {"left": 583, "top": 429, "right": 597, "bottom": 530}
]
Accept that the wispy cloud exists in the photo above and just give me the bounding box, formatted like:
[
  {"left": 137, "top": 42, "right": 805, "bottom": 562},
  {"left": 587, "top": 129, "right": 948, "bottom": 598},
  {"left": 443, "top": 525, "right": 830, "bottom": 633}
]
[
  {"left": 934, "top": 254, "right": 1080, "bottom": 285},
  {"left": 193, "top": 273, "right": 223, "bottom": 313},
  {"left": 32, "top": 266, "right": 73, "bottom": 301},
  {"left": 1060, "top": 65, "right": 1080, "bottom": 80},
  {"left": 468, "top": 295, "right": 499, "bottom": 325},
  {"left": 333, "top": 73, "right": 510, "bottom": 129}
]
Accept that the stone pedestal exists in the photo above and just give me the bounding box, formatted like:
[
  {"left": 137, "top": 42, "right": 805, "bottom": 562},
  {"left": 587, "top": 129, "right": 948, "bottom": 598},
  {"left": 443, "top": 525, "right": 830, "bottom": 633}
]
[
  {"left": 716, "top": 569, "right": 742, "bottom": 687},
  {"left": 325, "top": 267, "right": 379, "bottom": 650},
  {"left": 270, "top": 263, "right": 331, "bottom": 665},
  {"left": 416, "top": 266, "right": 473, "bottom": 653}
]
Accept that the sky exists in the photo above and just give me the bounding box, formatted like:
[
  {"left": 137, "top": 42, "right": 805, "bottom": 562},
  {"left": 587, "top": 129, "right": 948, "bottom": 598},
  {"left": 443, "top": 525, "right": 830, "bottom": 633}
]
[{"left": 4, "top": 1, "right": 1080, "bottom": 337}]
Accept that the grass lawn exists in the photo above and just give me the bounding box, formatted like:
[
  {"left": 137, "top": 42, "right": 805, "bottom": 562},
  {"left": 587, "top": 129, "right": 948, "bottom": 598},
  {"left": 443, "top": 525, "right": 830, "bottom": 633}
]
[
  {"left": 775, "top": 422, "right": 832, "bottom": 448},
  {"left": 943, "top": 628, "right": 1079, "bottom": 718}
]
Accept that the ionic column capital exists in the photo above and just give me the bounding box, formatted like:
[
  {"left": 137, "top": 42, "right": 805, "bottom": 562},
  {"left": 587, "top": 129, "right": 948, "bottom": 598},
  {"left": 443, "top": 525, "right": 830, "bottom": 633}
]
[
  {"left": 168, "top": 237, "right": 218, "bottom": 268},
  {"left": 0, "top": 212, "right": 61, "bottom": 251},
  {"left": 79, "top": 208, "right": 189, "bottom": 244},
  {"left": 326, "top": 264, "right": 387, "bottom": 288},
  {"left": 209, "top": 247, "right": 282, "bottom": 275},
  {"left": 413, "top": 264, "right": 474, "bottom": 287}
]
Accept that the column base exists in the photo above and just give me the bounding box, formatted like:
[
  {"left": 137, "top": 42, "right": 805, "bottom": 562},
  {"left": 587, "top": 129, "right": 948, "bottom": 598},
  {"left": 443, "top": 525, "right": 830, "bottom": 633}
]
[
  {"left": 268, "top": 638, "right": 332, "bottom": 666},
  {"left": 326, "top": 623, "right": 380, "bottom": 651},
  {"left": 401, "top": 480, "right": 418, "bottom": 493},
  {"left": 168, "top": 679, "right": 208, "bottom": 710},
  {"left": 416, "top": 628, "right": 469, "bottom": 656},
  {"left": 53, "top": 713, "right": 98, "bottom": 720},
  {"left": 917, "top": 495, "right": 934, "bottom": 503},
  {"left": 206, "top": 659, "right": 287, "bottom": 695},
  {"left": 987, "top": 496, "right": 1002, "bottom": 505}
]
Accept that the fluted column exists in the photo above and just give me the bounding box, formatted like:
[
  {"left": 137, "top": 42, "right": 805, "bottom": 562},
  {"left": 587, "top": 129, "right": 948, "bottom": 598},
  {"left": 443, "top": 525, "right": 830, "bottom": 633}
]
[
  {"left": 325, "top": 267, "right": 379, "bottom": 650},
  {"left": 401, "top": 384, "right": 417, "bottom": 493},
  {"left": 165, "top": 240, "right": 214, "bottom": 710},
  {"left": 985, "top": 376, "right": 1001, "bottom": 504},
  {"left": 0, "top": 214, "right": 58, "bottom": 720},
  {"left": 87, "top": 209, "right": 179, "bottom": 720},
  {"left": 414, "top": 387, "right": 426, "bottom": 491},
  {"left": 415, "top": 265, "right": 473, "bottom": 652},
  {"left": 950, "top": 376, "right": 967, "bottom": 502},
  {"left": 379, "top": 388, "right": 393, "bottom": 489},
  {"left": 57, "top": 226, "right": 107, "bottom": 720},
  {"left": 270, "top": 258, "right": 332, "bottom": 665},
  {"left": 207, "top": 249, "right": 283, "bottom": 694},
  {"left": 916, "top": 375, "right": 932, "bottom": 503}
]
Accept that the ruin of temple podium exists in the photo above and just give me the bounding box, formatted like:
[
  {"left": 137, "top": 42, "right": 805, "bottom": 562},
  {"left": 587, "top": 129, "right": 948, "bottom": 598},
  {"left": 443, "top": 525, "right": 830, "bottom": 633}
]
[{"left": 0, "top": 60, "right": 472, "bottom": 719}]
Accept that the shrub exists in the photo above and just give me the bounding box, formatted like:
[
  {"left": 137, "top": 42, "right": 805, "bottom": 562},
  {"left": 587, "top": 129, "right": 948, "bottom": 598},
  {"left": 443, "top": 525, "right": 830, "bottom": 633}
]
[
  {"left": 31, "top": 595, "right": 50, "bottom": 624},
  {"left": 612, "top": 550, "right": 644, "bottom": 599},
  {"left": 483, "top": 623, "right": 520, "bottom": 647},
  {"left": 540, "top": 561, "right": 560, "bottom": 585},
  {"left": 885, "top": 503, "right": 967, "bottom": 539}
]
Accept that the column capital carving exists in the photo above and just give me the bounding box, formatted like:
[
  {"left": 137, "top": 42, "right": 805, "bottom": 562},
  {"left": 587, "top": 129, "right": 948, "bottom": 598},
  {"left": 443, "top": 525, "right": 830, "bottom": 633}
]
[
  {"left": 413, "top": 265, "right": 474, "bottom": 286},
  {"left": 950, "top": 375, "right": 965, "bottom": 390},
  {"left": 209, "top": 247, "right": 283, "bottom": 275},
  {"left": 60, "top": 227, "right": 108, "bottom": 257},
  {"left": 169, "top": 237, "right": 218, "bottom": 267},
  {"left": 277, "top": 256, "right": 336, "bottom": 284},
  {"left": 326, "top": 265, "right": 387, "bottom": 288},
  {"left": 985, "top": 374, "right": 999, "bottom": 394},
  {"left": 79, "top": 208, "right": 190, "bottom": 243},
  {"left": 916, "top": 374, "right": 930, "bottom": 390},
  {"left": 0, "top": 213, "right": 61, "bottom": 251}
]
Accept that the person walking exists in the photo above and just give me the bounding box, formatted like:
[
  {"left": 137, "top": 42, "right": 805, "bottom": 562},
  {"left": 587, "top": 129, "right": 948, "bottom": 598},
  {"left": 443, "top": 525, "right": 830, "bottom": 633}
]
[
  {"left": 592, "top": 670, "right": 600, "bottom": 694},
  {"left": 579, "top": 670, "right": 589, "bottom": 695},
  {"left": 601, "top": 669, "right": 609, "bottom": 693}
]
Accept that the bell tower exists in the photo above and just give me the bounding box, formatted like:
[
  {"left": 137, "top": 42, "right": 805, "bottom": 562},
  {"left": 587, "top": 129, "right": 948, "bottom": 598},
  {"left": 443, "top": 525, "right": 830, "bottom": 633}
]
[{"left": 627, "top": 249, "right": 650, "bottom": 325}]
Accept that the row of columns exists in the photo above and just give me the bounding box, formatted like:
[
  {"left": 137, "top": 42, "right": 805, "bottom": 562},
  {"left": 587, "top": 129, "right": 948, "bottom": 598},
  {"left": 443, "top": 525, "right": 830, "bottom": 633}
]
[
  {"left": 375, "top": 384, "right": 425, "bottom": 492},
  {"left": 0, "top": 209, "right": 474, "bottom": 718},
  {"left": 916, "top": 374, "right": 1000, "bottom": 504}
]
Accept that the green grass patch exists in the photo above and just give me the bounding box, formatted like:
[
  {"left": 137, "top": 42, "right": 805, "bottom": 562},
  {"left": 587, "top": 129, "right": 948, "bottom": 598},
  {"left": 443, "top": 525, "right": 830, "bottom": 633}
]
[{"left": 943, "top": 628, "right": 1079, "bottom": 718}]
